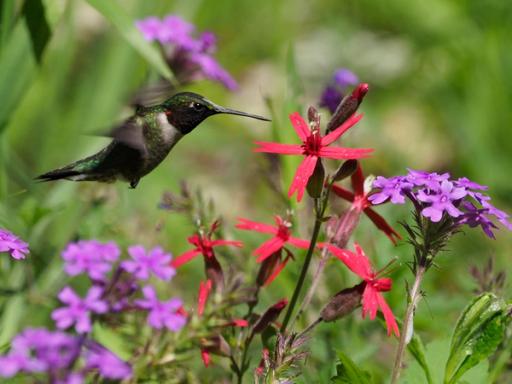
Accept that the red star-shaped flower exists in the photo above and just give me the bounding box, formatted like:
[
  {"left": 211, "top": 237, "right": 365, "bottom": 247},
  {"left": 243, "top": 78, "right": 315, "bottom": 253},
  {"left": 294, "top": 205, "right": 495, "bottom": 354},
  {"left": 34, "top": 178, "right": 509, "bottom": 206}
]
[
  {"left": 236, "top": 216, "right": 310, "bottom": 262},
  {"left": 332, "top": 164, "right": 401, "bottom": 244},
  {"left": 171, "top": 222, "right": 243, "bottom": 268},
  {"left": 323, "top": 243, "right": 399, "bottom": 337},
  {"left": 254, "top": 111, "right": 373, "bottom": 201}
]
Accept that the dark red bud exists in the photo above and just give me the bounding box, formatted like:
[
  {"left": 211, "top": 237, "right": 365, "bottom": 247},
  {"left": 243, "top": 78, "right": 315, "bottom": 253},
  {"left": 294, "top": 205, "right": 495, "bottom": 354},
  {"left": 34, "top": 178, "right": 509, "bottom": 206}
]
[
  {"left": 203, "top": 254, "right": 224, "bottom": 291},
  {"left": 252, "top": 298, "right": 288, "bottom": 334},
  {"left": 320, "top": 283, "right": 364, "bottom": 322},
  {"left": 325, "top": 82, "right": 369, "bottom": 134},
  {"left": 352, "top": 83, "right": 369, "bottom": 101}
]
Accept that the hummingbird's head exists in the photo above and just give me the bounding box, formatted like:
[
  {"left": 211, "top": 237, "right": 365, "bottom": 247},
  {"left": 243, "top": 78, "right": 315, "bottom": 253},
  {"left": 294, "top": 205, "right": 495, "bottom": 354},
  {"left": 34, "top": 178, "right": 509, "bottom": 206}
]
[{"left": 162, "top": 92, "right": 270, "bottom": 134}]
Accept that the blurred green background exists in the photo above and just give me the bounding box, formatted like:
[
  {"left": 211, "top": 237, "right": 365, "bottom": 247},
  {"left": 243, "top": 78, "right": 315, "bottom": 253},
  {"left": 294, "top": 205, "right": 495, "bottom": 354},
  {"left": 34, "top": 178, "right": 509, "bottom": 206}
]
[{"left": 0, "top": 0, "right": 511, "bottom": 382}]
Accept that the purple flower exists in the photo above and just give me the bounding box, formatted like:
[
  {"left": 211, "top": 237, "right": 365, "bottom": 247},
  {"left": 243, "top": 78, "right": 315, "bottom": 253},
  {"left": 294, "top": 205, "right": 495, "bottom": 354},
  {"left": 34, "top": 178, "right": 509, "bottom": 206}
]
[
  {"left": 56, "top": 373, "right": 84, "bottom": 384},
  {"left": 135, "top": 16, "right": 162, "bottom": 41},
  {"left": 319, "top": 68, "right": 358, "bottom": 113},
  {"left": 135, "top": 14, "right": 238, "bottom": 90},
  {"left": 85, "top": 342, "right": 132, "bottom": 380},
  {"left": 333, "top": 68, "right": 359, "bottom": 88},
  {"left": 62, "top": 240, "right": 120, "bottom": 281},
  {"left": 406, "top": 168, "right": 450, "bottom": 189},
  {"left": 52, "top": 286, "right": 108, "bottom": 333},
  {"left": 369, "top": 176, "right": 413, "bottom": 205},
  {"left": 121, "top": 245, "right": 175, "bottom": 281},
  {"left": 0, "top": 328, "right": 80, "bottom": 377},
  {"left": 0, "top": 228, "right": 29, "bottom": 260},
  {"left": 417, "top": 180, "right": 467, "bottom": 222},
  {"left": 135, "top": 286, "right": 186, "bottom": 331},
  {"left": 371, "top": 169, "right": 511, "bottom": 238}
]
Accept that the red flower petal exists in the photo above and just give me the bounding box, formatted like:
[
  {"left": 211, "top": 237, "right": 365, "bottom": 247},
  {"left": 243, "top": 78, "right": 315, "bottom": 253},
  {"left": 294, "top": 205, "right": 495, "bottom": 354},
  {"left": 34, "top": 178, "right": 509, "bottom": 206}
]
[
  {"left": 254, "top": 236, "right": 286, "bottom": 262},
  {"left": 362, "top": 284, "right": 379, "bottom": 320},
  {"left": 201, "top": 349, "right": 211, "bottom": 367},
  {"left": 288, "top": 155, "right": 318, "bottom": 202},
  {"left": 377, "top": 293, "right": 400, "bottom": 337},
  {"left": 321, "top": 113, "right": 364, "bottom": 146},
  {"left": 352, "top": 243, "right": 374, "bottom": 279},
  {"left": 197, "top": 279, "right": 212, "bottom": 316},
  {"left": 364, "top": 208, "right": 402, "bottom": 245},
  {"left": 171, "top": 249, "right": 201, "bottom": 268},
  {"left": 254, "top": 141, "right": 304, "bottom": 155},
  {"left": 236, "top": 218, "right": 278, "bottom": 234},
  {"left": 230, "top": 319, "right": 249, "bottom": 327},
  {"left": 289, "top": 112, "right": 310, "bottom": 142},
  {"left": 331, "top": 184, "right": 356, "bottom": 202},
  {"left": 326, "top": 244, "right": 371, "bottom": 280},
  {"left": 263, "top": 252, "right": 292, "bottom": 286},
  {"left": 287, "top": 237, "right": 311, "bottom": 249},
  {"left": 318, "top": 147, "right": 373, "bottom": 160},
  {"left": 351, "top": 164, "right": 365, "bottom": 196}
]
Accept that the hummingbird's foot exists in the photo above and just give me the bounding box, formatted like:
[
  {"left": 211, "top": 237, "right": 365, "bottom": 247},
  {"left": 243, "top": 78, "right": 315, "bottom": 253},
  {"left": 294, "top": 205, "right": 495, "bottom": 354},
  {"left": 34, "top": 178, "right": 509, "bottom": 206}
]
[{"left": 129, "top": 179, "right": 140, "bottom": 189}]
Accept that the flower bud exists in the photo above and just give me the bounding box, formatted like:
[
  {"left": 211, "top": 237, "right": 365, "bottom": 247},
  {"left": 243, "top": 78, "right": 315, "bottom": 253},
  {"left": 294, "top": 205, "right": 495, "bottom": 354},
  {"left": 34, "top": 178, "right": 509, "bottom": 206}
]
[
  {"left": 200, "top": 334, "right": 231, "bottom": 357},
  {"left": 325, "top": 83, "right": 369, "bottom": 134},
  {"left": 203, "top": 254, "right": 224, "bottom": 291},
  {"left": 320, "top": 283, "right": 364, "bottom": 322},
  {"left": 306, "top": 159, "right": 325, "bottom": 199},
  {"left": 333, "top": 159, "right": 359, "bottom": 182},
  {"left": 252, "top": 298, "right": 288, "bottom": 334}
]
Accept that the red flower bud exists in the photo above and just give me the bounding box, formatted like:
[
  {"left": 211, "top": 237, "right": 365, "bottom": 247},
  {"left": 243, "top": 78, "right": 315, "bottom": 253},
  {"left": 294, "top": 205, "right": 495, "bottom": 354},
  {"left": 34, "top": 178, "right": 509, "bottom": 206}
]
[{"left": 252, "top": 298, "right": 288, "bottom": 334}]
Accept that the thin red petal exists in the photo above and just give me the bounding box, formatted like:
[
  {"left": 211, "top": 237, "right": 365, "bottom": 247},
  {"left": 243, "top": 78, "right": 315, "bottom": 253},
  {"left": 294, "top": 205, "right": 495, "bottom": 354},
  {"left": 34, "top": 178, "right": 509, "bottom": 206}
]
[
  {"left": 230, "top": 319, "right": 249, "bottom": 327},
  {"left": 321, "top": 113, "right": 363, "bottom": 146},
  {"left": 318, "top": 147, "right": 373, "bottom": 160},
  {"left": 263, "top": 253, "right": 292, "bottom": 286},
  {"left": 364, "top": 208, "right": 402, "bottom": 245},
  {"left": 362, "top": 284, "right": 379, "bottom": 320},
  {"left": 353, "top": 243, "right": 374, "bottom": 278},
  {"left": 287, "top": 237, "right": 311, "bottom": 249},
  {"left": 377, "top": 293, "right": 400, "bottom": 337},
  {"left": 289, "top": 112, "right": 310, "bottom": 142},
  {"left": 236, "top": 218, "right": 278, "bottom": 234},
  {"left": 326, "top": 244, "right": 370, "bottom": 280},
  {"left": 351, "top": 164, "right": 365, "bottom": 196},
  {"left": 254, "top": 141, "right": 304, "bottom": 155},
  {"left": 331, "top": 184, "right": 355, "bottom": 202},
  {"left": 288, "top": 155, "right": 318, "bottom": 202},
  {"left": 197, "top": 279, "right": 212, "bottom": 316},
  {"left": 254, "top": 237, "right": 286, "bottom": 262},
  {"left": 210, "top": 239, "right": 243, "bottom": 248},
  {"left": 201, "top": 349, "right": 211, "bottom": 367},
  {"left": 171, "top": 249, "right": 201, "bottom": 268}
]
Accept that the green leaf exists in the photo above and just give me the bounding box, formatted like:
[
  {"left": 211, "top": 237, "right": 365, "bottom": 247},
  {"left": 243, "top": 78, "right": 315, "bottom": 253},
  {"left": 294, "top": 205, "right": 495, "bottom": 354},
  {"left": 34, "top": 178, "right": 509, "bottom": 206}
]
[
  {"left": 407, "top": 330, "right": 434, "bottom": 384},
  {"left": 85, "top": 0, "right": 175, "bottom": 84},
  {"left": 0, "top": 0, "right": 17, "bottom": 50},
  {"left": 21, "top": 0, "right": 51, "bottom": 62},
  {"left": 0, "top": 294, "right": 25, "bottom": 345},
  {"left": 331, "top": 350, "right": 372, "bottom": 384},
  {"left": 93, "top": 322, "right": 131, "bottom": 360},
  {"left": 444, "top": 293, "right": 510, "bottom": 384}
]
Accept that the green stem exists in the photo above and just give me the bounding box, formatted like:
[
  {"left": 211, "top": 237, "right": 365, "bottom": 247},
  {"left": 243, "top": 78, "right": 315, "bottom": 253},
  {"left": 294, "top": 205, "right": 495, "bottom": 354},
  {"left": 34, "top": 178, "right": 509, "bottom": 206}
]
[{"left": 280, "top": 213, "right": 323, "bottom": 333}]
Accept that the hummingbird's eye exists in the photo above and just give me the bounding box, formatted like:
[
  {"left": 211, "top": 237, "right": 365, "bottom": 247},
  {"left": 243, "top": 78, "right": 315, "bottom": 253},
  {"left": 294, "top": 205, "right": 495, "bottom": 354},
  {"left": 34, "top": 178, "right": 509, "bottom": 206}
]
[{"left": 191, "top": 102, "right": 204, "bottom": 111}]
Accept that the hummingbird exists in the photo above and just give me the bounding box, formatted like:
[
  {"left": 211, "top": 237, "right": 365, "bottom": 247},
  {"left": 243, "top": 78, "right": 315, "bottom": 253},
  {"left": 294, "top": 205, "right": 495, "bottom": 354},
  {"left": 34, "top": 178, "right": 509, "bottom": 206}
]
[{"left": 36, "top": 92, "right": 270, "bottom": 188}]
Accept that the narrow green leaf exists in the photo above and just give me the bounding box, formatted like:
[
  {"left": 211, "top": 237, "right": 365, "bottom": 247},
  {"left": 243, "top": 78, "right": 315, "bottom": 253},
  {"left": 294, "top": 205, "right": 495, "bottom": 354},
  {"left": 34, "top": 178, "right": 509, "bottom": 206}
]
[
  {"left": 444, "top": 293, "right": 510, "bottom": 384},
  {"left": 331, "top": 351, "right": 372, "bottom": 384},
  {"left": 0, "top": 0, "right": 17, "bottom": 50},
  {"left": 86, "top": 0, "right": 175, "bottom": 84},
  {"left": 22, "top": 0, "right": 51, "bottom": 62},
  {"left": 407, "top": 331, "right": 434, "bottom": 384},
  {"left": 93, "top": 322, "right": 131, "bottom": 360},
  {"left": 0, "top": 294, "right": 25, "bottom": 345}
]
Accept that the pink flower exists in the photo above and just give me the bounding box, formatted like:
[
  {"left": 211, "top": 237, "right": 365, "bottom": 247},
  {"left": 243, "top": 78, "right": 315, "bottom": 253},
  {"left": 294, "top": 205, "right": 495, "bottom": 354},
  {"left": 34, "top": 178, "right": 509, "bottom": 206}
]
[
  {"left": 323, "top": 243, "right": 399, "bottom": 337},
  {"left": 331, "top": 164, "right": 401, "bottom": 244},
  {"left": 254, "top": 112, "right": 373, "bottom": 201},
  {"left": 171, "top": 222, "right": 243, "bottom": 268}
]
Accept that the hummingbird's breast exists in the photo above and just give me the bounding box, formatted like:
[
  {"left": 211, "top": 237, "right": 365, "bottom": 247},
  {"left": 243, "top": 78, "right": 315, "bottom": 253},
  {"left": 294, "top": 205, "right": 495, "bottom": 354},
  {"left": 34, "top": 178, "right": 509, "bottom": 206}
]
[{"left": 140, "top": 112, "right": 184, "bottom": 175}]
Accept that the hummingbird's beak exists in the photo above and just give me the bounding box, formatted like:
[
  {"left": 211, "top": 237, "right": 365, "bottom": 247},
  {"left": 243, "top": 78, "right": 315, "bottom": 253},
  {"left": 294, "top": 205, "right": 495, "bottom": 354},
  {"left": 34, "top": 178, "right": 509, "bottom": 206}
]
[{"left": 214, "top": 105, "right": 271, "bottom": 122}]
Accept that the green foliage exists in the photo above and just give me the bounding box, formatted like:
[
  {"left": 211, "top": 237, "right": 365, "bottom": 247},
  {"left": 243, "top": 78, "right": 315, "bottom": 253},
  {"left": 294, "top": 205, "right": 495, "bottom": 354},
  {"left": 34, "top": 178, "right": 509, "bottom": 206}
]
[
  {"left": 444, "top": 293, "right": 510, "bottom": 384},
  {"left": 331, "top": 351, "right": 372, "bottom": 384}
]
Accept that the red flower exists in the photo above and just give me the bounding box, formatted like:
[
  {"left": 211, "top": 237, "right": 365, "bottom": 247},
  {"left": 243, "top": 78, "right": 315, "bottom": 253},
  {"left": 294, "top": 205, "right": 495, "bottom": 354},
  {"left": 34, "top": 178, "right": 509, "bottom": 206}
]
[
  {"left": 197, "top": 279, "right": 212, "bottom": 316},
  {"left": 171, "top": 222, "right": 243, "bottom": 268},
  {"left": 254, "top": 112, "right": 373, "bottom": 201},
  {"left": 236, "top": 216, "right": 310, "bottom": 262},
  {"left": 332, "top": 164, "right": 401, "bottom": 244},
  {"left": 201, "top": 349, "right": 211, "bottom": 367},
  {"left": 323, "top": 243, "right": 399, "bottom": 337}
]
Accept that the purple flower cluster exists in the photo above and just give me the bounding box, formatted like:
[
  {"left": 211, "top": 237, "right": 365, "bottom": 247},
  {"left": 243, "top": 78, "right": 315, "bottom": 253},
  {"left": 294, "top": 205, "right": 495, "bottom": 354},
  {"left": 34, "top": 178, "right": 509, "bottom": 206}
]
[
  {"left": 369, "top": 169, "right": 512, "bottom": 238},
  {"left": 136, "top": 14, "right": 238, "bottom": 90},
  {"left": 319, "top": 68, "right": 359, "bottom": 113},
  {"left": 0, "top": 228, "right": 29, "bottom": 259},
  {"left": 135, "top": 285, "right": 186, "bottom": 331},
  {"left": 0, "top": 328, "right": 132, "bottom": 381},
  {"left": 121, "top": 245, "right": 176, "bottom": 281},
  {"left": 52, "top": 286, "right": 108, "bottom": 333},
  {"left": 62, "top": 240, "right": 120, "bottom": 281}
]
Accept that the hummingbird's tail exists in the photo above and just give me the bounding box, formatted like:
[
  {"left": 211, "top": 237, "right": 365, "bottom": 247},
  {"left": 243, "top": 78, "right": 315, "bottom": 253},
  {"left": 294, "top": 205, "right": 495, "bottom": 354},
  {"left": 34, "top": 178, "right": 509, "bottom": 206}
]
[{"left": 35, "top": 157, "right": 102, "bottom": 183}]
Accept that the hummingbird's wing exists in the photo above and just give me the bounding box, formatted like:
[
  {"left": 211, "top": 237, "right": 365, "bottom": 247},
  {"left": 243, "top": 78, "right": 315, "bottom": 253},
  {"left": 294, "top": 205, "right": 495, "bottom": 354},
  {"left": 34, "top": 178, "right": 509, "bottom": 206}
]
[{"left": 109, "top": 118, "right": 148, "bottom": 156}]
